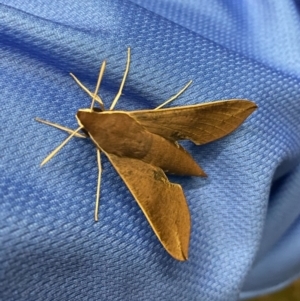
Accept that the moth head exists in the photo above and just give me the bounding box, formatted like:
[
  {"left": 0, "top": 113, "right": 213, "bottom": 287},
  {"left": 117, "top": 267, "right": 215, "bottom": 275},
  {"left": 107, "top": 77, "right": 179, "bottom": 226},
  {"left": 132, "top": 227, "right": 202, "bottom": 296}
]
[{"left": 76, "top": 108, "right": 102, "bottom": 132}]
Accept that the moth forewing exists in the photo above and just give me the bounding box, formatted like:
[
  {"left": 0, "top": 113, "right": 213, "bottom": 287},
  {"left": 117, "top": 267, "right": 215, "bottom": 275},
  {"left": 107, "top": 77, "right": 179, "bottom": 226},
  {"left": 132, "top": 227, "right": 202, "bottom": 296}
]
[{"left": 130, "top": 99, "right": 257, "bottom": 145}]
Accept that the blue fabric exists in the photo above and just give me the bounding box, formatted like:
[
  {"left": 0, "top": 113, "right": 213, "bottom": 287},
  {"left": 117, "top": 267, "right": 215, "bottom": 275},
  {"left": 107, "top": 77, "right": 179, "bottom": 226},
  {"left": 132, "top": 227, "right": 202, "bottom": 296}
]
[{"left": 0, "top": 1, "right": 300, "bottom": 300}]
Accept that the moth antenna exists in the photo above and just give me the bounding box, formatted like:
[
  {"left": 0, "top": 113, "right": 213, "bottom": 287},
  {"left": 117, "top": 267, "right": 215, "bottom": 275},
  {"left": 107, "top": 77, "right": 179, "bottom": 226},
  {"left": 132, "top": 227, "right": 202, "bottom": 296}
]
[
  {"left": 90, "top": 60, "right": 106, "bottom": 110},
  {"left": 70, "top": 73, "right": 105, "bottom": 108},
  {"left": 154, "top": 80, "right": 193, "bottom": 110},
  {"left": 35, "top": 118, "right": 87, "bottom": 138},
  {"left": 109, "top": 47, "right": 131, "bottom": 110},
  {"left": 40, "top": 127, "right": 83, "bottom": 166},
  {"left": 94, "top": 149, "right": 102, "bottom": 221}
]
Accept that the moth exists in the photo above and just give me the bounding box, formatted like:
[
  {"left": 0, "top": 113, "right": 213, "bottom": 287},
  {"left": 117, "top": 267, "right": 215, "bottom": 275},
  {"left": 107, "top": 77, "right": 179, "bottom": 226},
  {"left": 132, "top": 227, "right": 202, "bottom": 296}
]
[{"left": 36, "top": 48, "right": 257, "bottom": 261}]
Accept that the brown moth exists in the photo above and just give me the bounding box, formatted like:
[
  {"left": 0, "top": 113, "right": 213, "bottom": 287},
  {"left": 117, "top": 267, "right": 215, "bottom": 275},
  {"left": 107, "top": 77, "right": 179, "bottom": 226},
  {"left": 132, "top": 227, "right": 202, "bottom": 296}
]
[{"left": 36, "top": 48, "right": 257, "bottom": 261}]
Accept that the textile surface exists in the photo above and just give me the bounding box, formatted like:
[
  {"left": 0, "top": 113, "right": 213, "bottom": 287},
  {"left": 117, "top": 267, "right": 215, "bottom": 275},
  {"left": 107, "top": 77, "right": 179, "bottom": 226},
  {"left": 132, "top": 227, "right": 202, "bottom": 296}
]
[{"left": 0, "top": 1, "right": 300, "bottom": 300}]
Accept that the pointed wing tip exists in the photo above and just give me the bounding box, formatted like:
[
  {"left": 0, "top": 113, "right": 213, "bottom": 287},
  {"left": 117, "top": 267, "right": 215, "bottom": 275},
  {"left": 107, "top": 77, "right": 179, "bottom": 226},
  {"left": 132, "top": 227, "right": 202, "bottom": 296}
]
[
  {"left": 166, "top": 236, "right": 189, "bottom": 261},
  {"left": 247, "top": 100, "right": 258, "bottom": 109},
  {"left": 180, "top": 252, "right": 189, "bottom": 261},
  {"left": 194, "top": 167, "right": 207, "bottom": 177},
  {"left": 240, "top": 99, "right": 258, "bottom": 110},
  {"left": 193, "top": 170, "right": 207, "bottom": 177},
  {"left": 199, "top": 170, "right": 207, "bottom": 177},
  {"left": 172, "top": 248, "right": 189, "bottom": 261},
  {"left": 230, "top": 99, "right": 257, "bottom": 120},
  {"left": 245, "top": 101, "right": 258, "bottom": 118}
]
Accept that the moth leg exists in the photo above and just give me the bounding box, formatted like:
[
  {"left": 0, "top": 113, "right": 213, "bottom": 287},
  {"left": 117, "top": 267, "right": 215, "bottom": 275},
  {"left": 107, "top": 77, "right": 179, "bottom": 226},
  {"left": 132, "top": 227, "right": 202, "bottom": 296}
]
[
  {"left": 94, "top": 149, "right": 102, "bottom": 221},
  {"left": 70, "top": 73, "right": 105, "bottom": 108},
  {"left": 154, "top": 80, "right": 193, "bottom": 110},
  {"left": 109, "top": 47, "right": 131, "bottom": 110},
  {"left": 40, "top": 126, "right": 83, "bottom": 166},
  {"left": 90, "top": 60, "right": 106, "bottom": 110},
  {"left": 35, "top": 118, "right": 87, "bottom": 138}
]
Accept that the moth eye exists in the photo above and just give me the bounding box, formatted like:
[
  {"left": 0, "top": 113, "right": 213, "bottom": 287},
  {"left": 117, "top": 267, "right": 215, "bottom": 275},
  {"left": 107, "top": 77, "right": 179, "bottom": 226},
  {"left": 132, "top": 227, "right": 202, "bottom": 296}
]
[
  {"left": 81, "top": 128, "right": 90, "bottom": 136},
  {"left": 92, "top": 107, "right": 103, "bottom": 112}
]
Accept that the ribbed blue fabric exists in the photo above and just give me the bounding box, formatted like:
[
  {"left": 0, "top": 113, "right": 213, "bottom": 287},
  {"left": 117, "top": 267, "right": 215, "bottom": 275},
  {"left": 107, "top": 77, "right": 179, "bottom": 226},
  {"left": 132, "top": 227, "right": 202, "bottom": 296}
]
[{"left": 0, "top": 1, "right": 299, "bottom": 300}]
